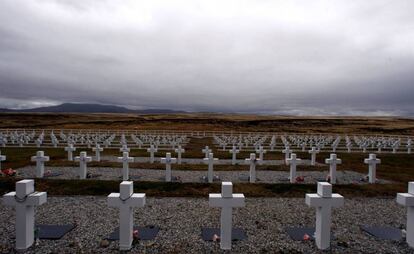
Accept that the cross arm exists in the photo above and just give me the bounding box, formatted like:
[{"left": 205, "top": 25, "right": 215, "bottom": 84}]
[
  {"left": 305, "top": 194, "right": 344, "bottom": 208},
  {"left": 2, "top": 192, "right": 17, "bottom": 206},
  {"left": 209, "top": 194, "right": 245, "bottom": 208},
  {"left": 397, "top": 193, "right": 414, "bottom": 206},
  {"left": 2, "top": 191, "right": 47, "bottom": 206},
  {"left": 27, "top": 192, "right": 47, "bottom": 206},
  {"left": 108, "top": 193, "right": 146, "bottom": 207}
]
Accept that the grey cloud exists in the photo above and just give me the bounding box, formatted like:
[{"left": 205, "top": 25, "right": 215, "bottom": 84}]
[{"left": 0, "top": 0, "right": 413, "bottom": 115}]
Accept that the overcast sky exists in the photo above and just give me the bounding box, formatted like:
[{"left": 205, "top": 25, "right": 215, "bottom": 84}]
[{"left": 0, "top": 0, "right": 413, "bottom": 115}]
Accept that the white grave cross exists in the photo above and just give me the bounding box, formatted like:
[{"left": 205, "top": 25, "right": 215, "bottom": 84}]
[
  {"left": 202, "top": 146, "right": 212, "bottom": 158},
  {"left": 229, "top": 146, "right": 240, "bottom": 165},
  {"left": 3, "top": 179, "right": 47, "bottom": 250},
  {"left": 305, "top": 182, "right": 344, "bottom": 250},
  {"left": 308, "top": 147, "right": 320, "bottom": 166},
  {"left": 118, "top": 152, "right": 134, "bottom": 181},
  {"left": 282, "top": 146, "right": 292, "bottom": 165},
  {"left": 325, "top": 154, "right": 342, "bottom": 184},
  {"left": 174, "top": 145, "right": 185, "bottom": 164},
  {"left": 209, "top": 182, "right": 245, "bottom": 250},
  {"left": 147, "top": 145, "right": 158, "bottom": 164},
  {"left": 74, "top": 151, "right": 92, "bottom": 179},
  {"left": 31, "top": 151, "right": 50, "bottom": 178},
  {"left": 286, "top": 153, "right": 301, "bottom": 183},
  {"left": 203, "top": 153, "right": 218, "bottom": 183},
  {"left": 255, "top": 146, "right": 267, "bottom": 161},
  {"left": 397, "top": 182, "right": 414, "bottom": 247},
  {"left": 64, "top": 144, "right": 76, "bottom": 161},
  {"left": 245, "top": 153, "right": 260, "bottom": 183},
  {"left": 364, "top": 153, "right": 381, "bottom": 184},
  {"left": 92, "top": 144, "right": 103, "bottom": 162},
  {"left": 108, "top": 181, "right": 145, "bottom": 251},
  {"left": 161, "top": 153, "right": 177, "bottom": 182}
]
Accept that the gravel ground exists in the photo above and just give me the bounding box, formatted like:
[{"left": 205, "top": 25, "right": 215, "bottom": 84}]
[
  {"left": 102, "top": 156, "right": 290, "bottom": 166},
  {"left": 0, "top": 196, "right": 410, "bottom": 253},
  {"left": 16, "top": 166, "right": 390, "bottom": 185}
]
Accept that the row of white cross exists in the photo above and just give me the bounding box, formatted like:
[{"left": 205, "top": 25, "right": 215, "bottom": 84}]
[
  {"left": 3, "top": 180, "right": 414, "bottom": 251},
  {"left": 1, "top": 148, "right": 382, "bottom": 184},
  {"left": 1, "top": 130, "right": 412, "bottom": 155}
]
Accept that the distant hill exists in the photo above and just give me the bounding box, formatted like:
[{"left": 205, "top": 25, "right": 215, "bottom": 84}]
[{"left": 0, "top": 103, "right": 185, "bottom": 114}]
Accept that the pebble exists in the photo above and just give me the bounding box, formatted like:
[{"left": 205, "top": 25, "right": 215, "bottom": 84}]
[
  {"left": 0, "top": 197, "right": 411, "bottom": 253},
  {"left": 16, "top": 166, "right": 392, "bottom": 184}
]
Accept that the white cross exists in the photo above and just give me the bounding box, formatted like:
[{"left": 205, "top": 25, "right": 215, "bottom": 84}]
[
  {"left": 92, "top": 144, "right": 103, "bottom": 162},
  {"left": 361, "top": 144, "right": 367, "bottom": 153},
  {"left": 161, "top": 153, "right": 177, "bottom": 182},
  {"left": 202, "top": 146, "right": 212, "bottom": 158},
  {"left": 301, "top": 143, "right": 306, "bottom": 152},
  {"left": 74, "top": 151, "right": 92, "bottom": 179},
  {"left": 346, "top": 143, "right": 352, "bottom": 153},
  {"left": 35, "top": 139, "right": 42, "bottom": 148},
  {"left": 31, "top": 151, "right": 50, "bottom": 178},
  {"left": 3, "top": 179, "right": 47, "bottom": 250},
  {"left": 282, "top": 146, "right": 292, "bottom": 165},
  {"left": 305, "top": 182, "right": 344, "bottom": 250},
  {"left": 286, "top": 153, "right": 301, "bottom": 183},
  {"left": 325, "top": 154, "right": 341, "bottom": 184},
  {"left": 397, "top": 182, "right": 414, "bottom": 247},
  {"left": 392, "top": 144, "right": 399, "bottom": 154},
  {"left": 308, "top": 147, "right": 320, "bottom": 166},
  {"left": 108, "top": 181, "right": 145, "bottom": 251},
  {"left": 174, "top": 145, "right": 185, "bottom": 164},
  {"left": 118, "top": 152, "right": 134, "bottom": 181},
  {"left": 0, "top": 151, "right": 6, "bottom": 170},
  {"left": 377, "top": 144, "right": 382, "bottom": 153},
  {"left": 147, "top": 145, "right": 158, "bottom": 164},
  {"left": 229, "top": 146, "right": 240, "bottom": 165},
  {"left": 270, "top": 142, "right": 275, "bottom": 151},
  {"left": 64, "top": 144, "right": 76, "bottom": 161},
  {"left": 209, "top": 182, "right": 245, "bottom": 250},
  {"left": 120, "top": 144, "right": 130, "bottom": 153},
  {"left": 364, "top": 153, "right": 381, "bottom": 183},
  {"left": 255, "top": 146, "right": 267, "bottom": 162},
  {"left": 204, "top": 153, "right": 218, "bottom": 183},
  {"left": 245, "top": 153, "right": 260, "bottom": 183}
]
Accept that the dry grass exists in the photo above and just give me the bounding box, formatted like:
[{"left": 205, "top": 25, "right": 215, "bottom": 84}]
[{"left": 0, "top": 113, "right": 413, "bottom": 134}]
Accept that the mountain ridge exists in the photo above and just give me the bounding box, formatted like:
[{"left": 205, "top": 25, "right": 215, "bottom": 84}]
[{"left": 0, "top": 103, "right": 186, "bottom": 114}]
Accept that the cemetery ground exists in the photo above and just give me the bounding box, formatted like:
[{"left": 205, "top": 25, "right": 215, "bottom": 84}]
[{"left": 1, "top": 113, "right": 414, "bottom": 253}]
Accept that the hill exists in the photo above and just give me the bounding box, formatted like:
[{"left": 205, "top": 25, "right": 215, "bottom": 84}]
[{"left": 0, "top": 103, "right": 185, "bottom": 114}]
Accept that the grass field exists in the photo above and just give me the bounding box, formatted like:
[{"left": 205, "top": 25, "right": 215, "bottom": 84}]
[{"left": 1, "top": 113, "right": 414, "bottom": 134}]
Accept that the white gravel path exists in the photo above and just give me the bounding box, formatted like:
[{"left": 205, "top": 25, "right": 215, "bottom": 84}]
[
  {"left": 16, "top": 166, "right": 391, "bottom": 184},
  {"left": 0, "top": 196, "right": 410, "bottom": 253}
]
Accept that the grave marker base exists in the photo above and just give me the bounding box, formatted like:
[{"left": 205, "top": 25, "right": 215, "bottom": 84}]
[
  {"left": 360, "top": 225, "right": 402, "bottom": 240},
  {"left": 36, "top": 224, "right": 76, "bottom": 239}
]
